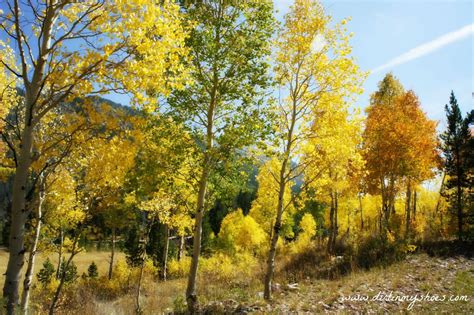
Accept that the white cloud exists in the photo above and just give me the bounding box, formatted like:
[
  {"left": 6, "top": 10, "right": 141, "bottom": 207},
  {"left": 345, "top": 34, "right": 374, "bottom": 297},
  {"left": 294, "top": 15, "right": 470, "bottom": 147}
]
[{"left": 372, "top": 23, "right": 474, "bottom": 73}]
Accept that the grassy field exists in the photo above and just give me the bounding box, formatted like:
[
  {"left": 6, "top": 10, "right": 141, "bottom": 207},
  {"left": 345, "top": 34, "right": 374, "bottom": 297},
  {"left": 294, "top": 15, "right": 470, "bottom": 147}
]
[{"left": 0, "top": 248, "right": 125, "bottom": 288}]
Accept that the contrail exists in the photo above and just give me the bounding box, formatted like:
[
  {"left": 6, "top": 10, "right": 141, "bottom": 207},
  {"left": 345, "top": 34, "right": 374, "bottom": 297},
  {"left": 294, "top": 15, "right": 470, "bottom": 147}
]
[{"left": 372, "top": 23, "right": 474, "bottom": 73}]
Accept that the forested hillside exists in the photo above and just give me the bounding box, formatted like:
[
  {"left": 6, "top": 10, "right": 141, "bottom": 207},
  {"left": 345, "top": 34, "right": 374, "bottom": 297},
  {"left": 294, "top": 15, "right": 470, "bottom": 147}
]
[{"left": 0, "top": 0, "right": 472, "bottom": 314}]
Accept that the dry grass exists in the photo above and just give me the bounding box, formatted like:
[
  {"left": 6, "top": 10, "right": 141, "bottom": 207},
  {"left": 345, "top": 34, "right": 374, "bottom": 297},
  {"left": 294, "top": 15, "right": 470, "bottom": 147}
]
[
  {"left": 1, "top": 249, "right": 472, "bottom": 314},
  {"left": 0, "top": 248, "right": 125, "bottom": 289},
  {"left": 262, "top": 253, "right": 474, "bottom": 313}
]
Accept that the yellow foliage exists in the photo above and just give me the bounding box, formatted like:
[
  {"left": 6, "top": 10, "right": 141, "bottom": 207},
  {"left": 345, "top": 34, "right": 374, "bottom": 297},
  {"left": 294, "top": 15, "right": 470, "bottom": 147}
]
[
  {"left": 168, "top": 257, "right": 192, "bottom": 279},
  {"left": 249, "top": 159, "right": 295, "bottom": 241},
  {"left": 200, "top": 253, "right": 234, "bottom": 281},
  {"left": 219, "top": 210, "right": 265, "bottom": 254},
  {"left": 405, "top": 244, "right": 417, "bottom": 253},
  {"left": 200, "top": 252, "right": 259, "bottom": 283},
  {"left": 291, "top": 213, "right": 317, "bottom": 254}
]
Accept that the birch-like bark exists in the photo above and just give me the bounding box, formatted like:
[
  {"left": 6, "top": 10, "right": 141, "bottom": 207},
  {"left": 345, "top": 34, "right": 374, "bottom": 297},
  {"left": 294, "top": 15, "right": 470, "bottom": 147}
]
[
  {"left": 3, "top": 3, "right": 55, "bottom": 312},
  {"left": 263, "top": 83, "right": 297, "bottom": 300},
  {"left": 20, "top": 182, "right": 45, "bottom": 314},
  {"left": 108, "top": 228, "right": 116, "bottom": 280},
  {"left": 161, "top": 225, "right": 169, "bottom": 281},
  {"left": 56, "top": 228, "right": 64, "bottom": 280},
  {"left": 177, "top": 235, "right": 184, "bottom": 261}
]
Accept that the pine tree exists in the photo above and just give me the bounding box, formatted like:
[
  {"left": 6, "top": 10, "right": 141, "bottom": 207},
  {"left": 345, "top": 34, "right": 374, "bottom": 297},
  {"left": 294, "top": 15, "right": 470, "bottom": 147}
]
[
  {"left": 440, "top": 91, "right": 474, "bottom": 240},
  {"left": 87, "top": 262, "right": 99, "bottom": 279},
  {"left": 37, "top": 259, "right": 55, "bottom": 287}
]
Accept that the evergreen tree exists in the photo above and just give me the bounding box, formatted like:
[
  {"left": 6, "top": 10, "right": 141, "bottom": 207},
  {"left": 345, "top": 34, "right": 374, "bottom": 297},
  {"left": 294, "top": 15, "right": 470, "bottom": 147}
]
[
  {"left": 87, "top": 262, "right": 99, "bottom": 279},
  {"left": 124, "top": 227, "right": 145, "bottom": 267},
  {"left": 440, "top": 91, "right": 474, "bottom": 240},
  {"left": 37, "top": 259, "right": 55, "bottom": 287}
]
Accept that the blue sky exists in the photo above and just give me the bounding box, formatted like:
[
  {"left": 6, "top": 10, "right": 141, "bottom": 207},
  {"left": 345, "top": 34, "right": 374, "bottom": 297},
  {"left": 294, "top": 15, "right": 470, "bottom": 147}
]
[
  {"left": 69, "top": 0, "right": 474, "bottom": 128},
  {"left": 4, "top": 1, "right": 470, "bottom": 128},
  {"left": 274, "top": 0, "right": 473, "bottom": 129}
]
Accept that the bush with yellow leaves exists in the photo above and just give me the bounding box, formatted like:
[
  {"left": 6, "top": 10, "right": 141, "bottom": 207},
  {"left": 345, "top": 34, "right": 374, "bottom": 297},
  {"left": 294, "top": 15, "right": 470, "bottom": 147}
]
[
  {"left": 290, "top": 213, "right": 317, "bottom": 254},
  {"left": 218, "top": 209, "right": 266, "bottom": 255},
  {"left": 168, "top": 256, "right": 192, "bottom": 279}
]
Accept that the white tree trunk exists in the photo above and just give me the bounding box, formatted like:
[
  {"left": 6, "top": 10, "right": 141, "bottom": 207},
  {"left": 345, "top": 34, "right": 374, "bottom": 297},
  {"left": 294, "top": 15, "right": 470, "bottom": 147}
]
[
  {"left": 3, "top": 124, "right": 34, "bottom": 314},
  {"left": 20, "top": 183, "right": 45, "bottom": 314},
  {"left": 108, "top": 228, "right": 116, "bottom": 280}
]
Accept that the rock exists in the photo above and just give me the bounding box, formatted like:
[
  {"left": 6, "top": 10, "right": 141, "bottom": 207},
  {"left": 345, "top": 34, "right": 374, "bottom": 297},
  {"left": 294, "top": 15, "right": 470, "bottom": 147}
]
[{"left": 286, "top": 283, "right": 300, "bottom": 291}]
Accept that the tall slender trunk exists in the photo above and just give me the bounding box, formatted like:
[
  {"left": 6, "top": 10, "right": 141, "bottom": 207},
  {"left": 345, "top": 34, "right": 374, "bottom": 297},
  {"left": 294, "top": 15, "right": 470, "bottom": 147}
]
[
  {"left": 161, "top": 225, "right": 169, "bottom": 281},
  {"left": 457, "top": 183, "right": 463, "bottom": 240},
  {"left": 56, "top": 228, "right": 64, "bottom": 279},
  {"left": 186, "top": 161, "right": 209, "bottom": 312},
  {"left": 177, "top": 235, "right": 184, "bottom": 261},
  {"left": 327, "top": 192, "right": 335, "bottom": 254},
  {"left": 185, "top": 9, "right": 220, "bottom": 305},
  {"left": 49, "top": 236, "right": 80, "bottom": 315},
  {"left": 380, "top": 178, "right": 389, "bottom": 236},
  {"left": 108, "top": 228, "right": 116, "bottom": 280},
  {"left": 405, "top": 181, "right": 412, "bottom": 239},
  {"left": 413, "top": 188, "right": 417, "bottom": 220},
  {"left": 264, "top": 163, "right": 287, "bottom": 300},
  {"left": 435, "top": 172, "right": 446, "bottom": 214},
  {"left": 20, "top": 182, "right": 45, "bottom": 315},
  {"left": 263, "top": 87, "right": 297, "bottom": 300},
  {"left": 378, "top": 205, "right": 383, "bottom": 235},
  {"left": 333, "top": 191, "right": 338, "bottom": 251},
  {"left": 3, "top": 124, "right": 34, "bottom": 314},
  {"left": 135, "top": 220, "right": 154, "bottom": 314},
  {"left": 358, "top": 194, "right": 364, "bottom": 230},
  {"left": 135, "top": 255, "right": 146, "bottom": 314},
  {"left": 3, "top": 4, "right": 55, "bottom": 311}
]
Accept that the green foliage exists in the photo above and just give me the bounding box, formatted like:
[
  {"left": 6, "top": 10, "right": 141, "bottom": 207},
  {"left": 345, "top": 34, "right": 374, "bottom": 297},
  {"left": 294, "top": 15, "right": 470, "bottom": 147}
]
[
  {"left": 146, "top": 222, "right": 167, "bottom": 266},
  {"left": 37, "top": 258, "right": 56, "bottom": 286},
  {"left": 59, "top": 261, "right": 78, "bottom": 284},
  {"left": 124, "top": 227, "right": 145, "bottom": 267},
  {"left": 294, "top": 194, "right": 326, "bottom": 239},
  {"left": 167, "top": 0, "right": 277, "bottom": 199},
  {"left": 440, "top": 91, "right": 474, "bottom": 240},
  {"left": 87, "top": 261, "right": 99, "bottom": 279}
]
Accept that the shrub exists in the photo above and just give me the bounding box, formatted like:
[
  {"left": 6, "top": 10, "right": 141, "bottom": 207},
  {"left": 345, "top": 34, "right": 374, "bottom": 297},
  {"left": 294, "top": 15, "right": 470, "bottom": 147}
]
[
  {"left": 168, "top": 256, "right": 191, "bottom": 279},
  {"left": 356, "top": 235, "right": 406, "bottom": 269},
  {"left": 218, "top": 210, "right": 265, "bottom": 254},
  {"left": 87, "top": 261, "right": 99, "bottom": 278},
  {"left": 199, "top": 252, "right": 260, "bottom": 285},
  {"left": 84, "top": 259, "right": 132, "bottom": 300},
  {"left": 37, "top": 258, "right": 55, "bottom": 286},
  {"left": 200, "top": 253, "right": 234, "bottom": 282},
  {"left": 59, "top": 261, "right": 78, "bottom": 283}
]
